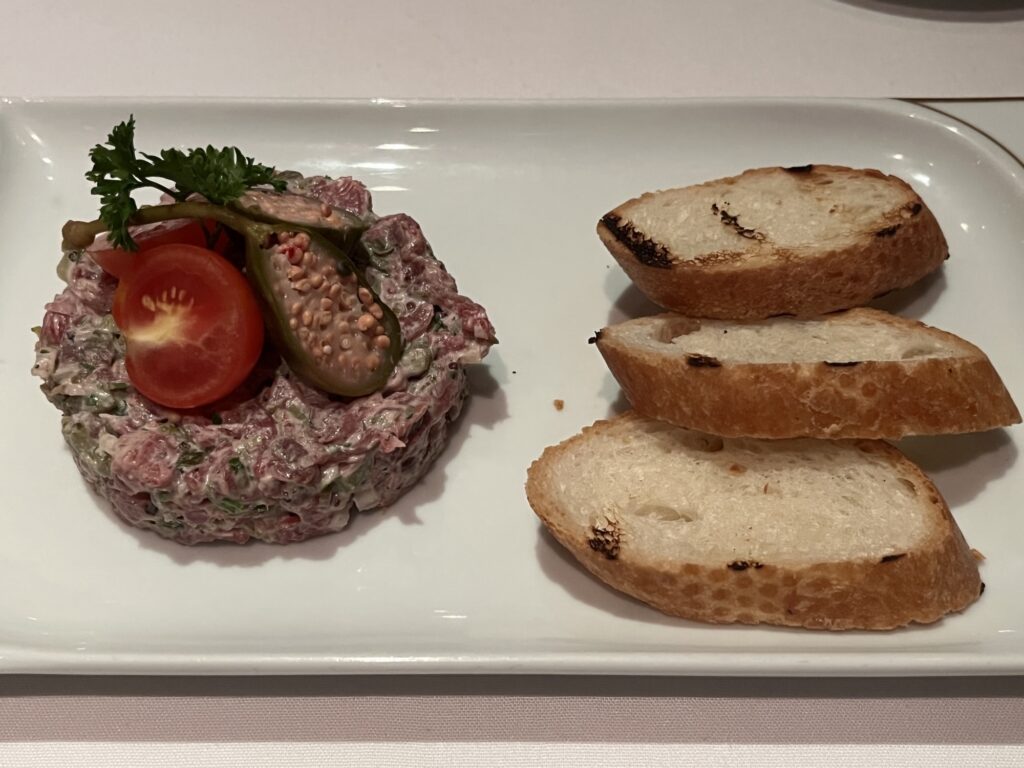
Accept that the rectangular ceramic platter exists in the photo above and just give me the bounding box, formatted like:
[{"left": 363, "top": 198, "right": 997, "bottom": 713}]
[{"left": 1, "top": 99, "right": 1022, "bottom": 675}]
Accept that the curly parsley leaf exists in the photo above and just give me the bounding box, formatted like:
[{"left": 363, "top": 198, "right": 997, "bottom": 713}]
[{"left": 85, "top": 115, "right": 286, "bottom": 250}]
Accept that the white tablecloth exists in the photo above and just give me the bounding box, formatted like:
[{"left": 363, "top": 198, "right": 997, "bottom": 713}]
[
  {"left": 2, "top": 2, "right": 1024, "bottom": 765},
  {"left": 2, "top": 0, "right": 1024, "bottom": 98}
]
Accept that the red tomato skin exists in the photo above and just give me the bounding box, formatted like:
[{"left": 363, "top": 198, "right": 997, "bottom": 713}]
[
  {"left": 113, "top": 244, "right": 264, "bottom": 409},
  {"left": 90, "top": 219, "right": 232, "bottom": 280}
]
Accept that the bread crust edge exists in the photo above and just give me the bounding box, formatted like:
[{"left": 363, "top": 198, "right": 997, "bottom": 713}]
[
  {"left": 597, "top": 167, "right": 949, "bottom": 320},
  {"left": 525, "top": 414, "right": 983, "bottom": 631},
  {"left": 596, "top": 311, "right": 1022, "bottom": 439}
]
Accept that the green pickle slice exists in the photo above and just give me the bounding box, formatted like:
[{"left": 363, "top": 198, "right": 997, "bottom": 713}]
[{"left": 247, "top": 226, "right": 403, "bottom": 397}]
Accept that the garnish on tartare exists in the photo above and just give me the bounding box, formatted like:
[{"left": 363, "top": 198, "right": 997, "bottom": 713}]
[{"left": 35, "top": 117, "right": 496, "bottom": 544}]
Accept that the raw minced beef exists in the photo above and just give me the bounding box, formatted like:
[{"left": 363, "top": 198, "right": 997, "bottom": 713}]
[{"left": 33, "top": 176, "right": 495, "bottom": 544}]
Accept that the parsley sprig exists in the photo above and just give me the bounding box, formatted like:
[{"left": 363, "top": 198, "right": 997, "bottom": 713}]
[{"left": 85, "top": 115, "right": 286, "bottom": 250}]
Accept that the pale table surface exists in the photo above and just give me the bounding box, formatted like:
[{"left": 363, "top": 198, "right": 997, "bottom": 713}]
[
  {"left": 2, "top": 1, "right": 1024, "bottom": 765},
  {"left": 2, "top": 0, "right": 1023, "bottom": 98}
]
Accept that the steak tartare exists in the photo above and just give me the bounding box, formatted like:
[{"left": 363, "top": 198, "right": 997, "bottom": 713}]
[{"left": 33, "top": 173, "right": 495, "bottom": 544}]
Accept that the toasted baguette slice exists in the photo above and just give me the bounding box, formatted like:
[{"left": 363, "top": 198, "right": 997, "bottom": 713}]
[
  {"left": 526, "top": 412, "right": 983, "bottom": 630},
  {"left": 594, "top": 308, "right": 1020, "bottom": 439},
  {"left": 597, "top": 165, "right": 948, "bottom": 319}
]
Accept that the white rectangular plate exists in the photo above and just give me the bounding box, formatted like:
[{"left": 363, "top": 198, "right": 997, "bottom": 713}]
[{"left": 1, "top": 99, "right": 1022, "bottom": 676}]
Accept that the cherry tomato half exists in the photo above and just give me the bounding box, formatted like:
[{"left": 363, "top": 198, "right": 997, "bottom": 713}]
[
  {"left": 113, "top": 244, "right": 264, "bottom": 409},
  {"left": 90, "top": 219, "right": 232, "bottom": 280}
]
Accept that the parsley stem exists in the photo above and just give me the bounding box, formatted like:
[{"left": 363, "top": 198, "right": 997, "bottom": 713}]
[
  {"left": 62, "top": 202, "right": 257, "bottom": 251},
  {"left": 139, "top": 178, "right": 182, "bottom": 200}
]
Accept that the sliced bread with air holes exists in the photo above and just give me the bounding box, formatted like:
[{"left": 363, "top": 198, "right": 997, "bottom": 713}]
[
  {"left": 525, "top": 411, "right": 983, "bottom": 630},
  {"left": 597, "top": 165, "right": 948, "bottom": 319},
  {"left": 594, "top": 308, "right": 1020, "bottom": 439}
]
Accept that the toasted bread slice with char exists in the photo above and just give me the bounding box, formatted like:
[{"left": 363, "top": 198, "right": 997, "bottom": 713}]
[
  {"left": 597, "top": 165, "right": 948, "bottom": 319},
  {"left": 594, "top": 308, "right": 1020, "bottom": 440},
  {"left": 526, "top": 412, "right": 983, "bottom": 630}
]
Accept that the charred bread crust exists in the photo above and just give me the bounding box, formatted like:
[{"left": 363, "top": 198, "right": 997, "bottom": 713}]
[
  {"left": 599, "top": 213, "right": 673, "bottom": 268},
  {"left": 525, "top": 416, "right": 982, "bottom": 630},
  {"left": 595, "top": 313, "right": 1021, "bottom": 439},
  {"left": 596, "top": 165, "right": 948, "bottom": 320}
]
